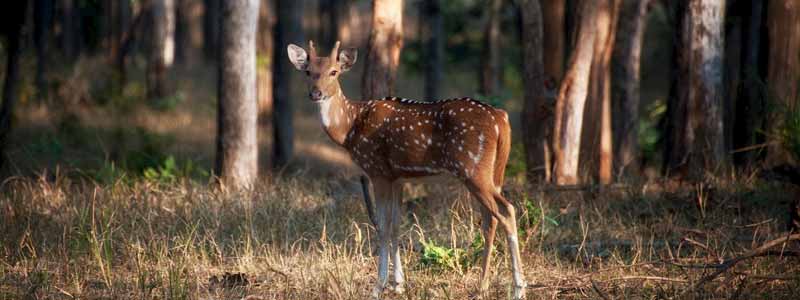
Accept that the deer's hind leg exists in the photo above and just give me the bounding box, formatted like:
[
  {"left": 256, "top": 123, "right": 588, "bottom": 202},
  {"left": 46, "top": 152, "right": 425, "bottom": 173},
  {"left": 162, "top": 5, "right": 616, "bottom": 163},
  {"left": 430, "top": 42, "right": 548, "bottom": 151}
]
[
  {"left": 478, "top": 203, "right": 498, "bottom": 291},
  {"left": 465, "top": 177, "right": 526, "bottom": 299}
]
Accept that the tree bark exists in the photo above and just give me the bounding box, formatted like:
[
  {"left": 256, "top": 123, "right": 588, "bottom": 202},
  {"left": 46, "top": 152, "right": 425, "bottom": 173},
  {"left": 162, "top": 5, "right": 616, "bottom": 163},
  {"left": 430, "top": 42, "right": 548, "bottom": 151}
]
[
  {"left": 59, "top": 0, "right": 81, "bottom": 60},
  {"left": 664, "top": 0, "right": 727, "bottom": 177},
  {"left": 422, "top": 0, "right": 444, "bottom": 101},
  {"left": 663, "top": 0, "right": 689, "bottom": 176},
  {"left": 765, "top": 0, "right": 800, "bottom": 166},
  {"left": 175, "top": 0, "right": 191, "bottom": 64},
  {"left": 203, "top": 0, "right": 221, "bottom": 62},
  {"left": 272, "top": 0, "right": 304, "bottom": 168},
  {"left": 553, "top": 0, "right": 597, "bottom": 185},
  {"left": 689, "top": 0, "right": 727, "bottom": 174},
  {"left": 361, "top": 0, "right": 404, "bottom": 100},
  {"left": 258, "top": 0, "right": 275, "bottom": 121},
  {"left": 611, "top": 0, "right": 653, "bottom": 178},
  {"left": 216, "top": 0, "right": 260, "bottom": 189},
  {"left": 733, "top": 0, "right": 765, "bottom": 165},
  {"left": 34, "top": 0, "right": 53, "bottom": 99},
  {"left": 0, "top": 1, "right": 28, "bottom": 172},
  {"left": 542, "top": 0, "right": 565, "bottom": 83},
  {"left": 107, "top": 0, "right": 132, "bottom": 62},
  {"left": 519, "top": 0, "right": 549, "bottom": 183},
  {"left": 147, "top": 0, "right": 176, "bottom": 101},
  {"left": 479, "top": 0, "right": 503, "bottom": 96},
  {"left": 578, "top": 0, "right": 620, "bottom": 184}
]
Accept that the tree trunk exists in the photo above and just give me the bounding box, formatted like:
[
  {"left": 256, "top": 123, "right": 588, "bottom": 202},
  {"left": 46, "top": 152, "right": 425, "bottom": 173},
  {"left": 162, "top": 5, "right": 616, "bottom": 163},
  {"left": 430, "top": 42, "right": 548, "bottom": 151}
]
[
  {"left": 175, "top": 0, "right": 191, "bottom": 64},
  {"left": 216, "top": 0, "right": 260, "bottom": 189},
  {"left": 59, "top": 0, "right": 81, "bottom": 60},
  {"left": 34, "top": 0, "right": 53, "bottom": 99},
  {"left": 578, "top": 0, "right": 620, "bottom": 184},
  {"left": 733, "top": 0, "right": 765, "bottom": 165},
  {"left": 765, "top": 0, "right": 800, "bottom": 166},
  {"left": 258, "top": 0, "right": 275, "bottom": 121},
  {"left": 542, "top": 0, "right": 565, "bottom": 83},
  {"left": 0, "top": 1, "right": 28, "bottom": 172},
  {"left": 552, "top": 0, "right": 598, "bottom": 185},
  {"left": 611, "top": 0, "right": 652, "bottom": 178},
  {"left": 519, "top": 0, "right": 549, "bottom": 183},
  {"left": 361, "top": 0, "right": 404, "bottom": 100},
  {"left": 107, "top": 0, "right": 131, "bottom": 62},
  {"left": 203, "top": 0, "right": 221, "bottom": 62},
  {"left": 479, "top": 0, "right": 503, "bottom": 96},
  {"left": 272, "top": 0, "right": 303, "bottom": 168},
  {"left": 422, "top": 0, "right": 443, "bottom": 101},
  {"left": 689, "top": 0, "right": 727, "bottom": 174},
  {"left": 663, "top": 0, "right": 689, "bottom": 176},
  {"left": 147, "top": 0, "right": 176, "bottom": 101},
  {"left": 664, "top": 0, "right": 727, "bottom": 177}
]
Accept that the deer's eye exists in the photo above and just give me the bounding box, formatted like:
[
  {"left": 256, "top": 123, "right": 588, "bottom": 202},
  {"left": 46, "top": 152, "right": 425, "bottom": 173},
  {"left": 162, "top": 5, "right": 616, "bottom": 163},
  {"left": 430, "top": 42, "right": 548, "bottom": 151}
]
[
  {"left": 305, "top": 70, "right": 311, "bottom": 76},
  {"left": 329, "top": 70, "right": 338, "bottom": 76}
]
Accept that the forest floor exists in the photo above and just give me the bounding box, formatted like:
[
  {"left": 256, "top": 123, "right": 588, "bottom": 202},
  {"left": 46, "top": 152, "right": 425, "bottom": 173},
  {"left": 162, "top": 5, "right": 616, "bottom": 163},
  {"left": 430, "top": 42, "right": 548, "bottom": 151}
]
[{"left": 2, "top": 57, "right": 800, "bottom": 299}]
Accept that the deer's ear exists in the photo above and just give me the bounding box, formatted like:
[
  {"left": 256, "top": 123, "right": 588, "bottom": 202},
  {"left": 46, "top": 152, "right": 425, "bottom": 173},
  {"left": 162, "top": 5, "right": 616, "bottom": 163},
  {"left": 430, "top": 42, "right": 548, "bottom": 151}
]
[
  {"left": 338, "top": 48, "right": 357, "bottom": 72},
  {"left": 287, "top": 44, "right": 309, "bottom": 71}
]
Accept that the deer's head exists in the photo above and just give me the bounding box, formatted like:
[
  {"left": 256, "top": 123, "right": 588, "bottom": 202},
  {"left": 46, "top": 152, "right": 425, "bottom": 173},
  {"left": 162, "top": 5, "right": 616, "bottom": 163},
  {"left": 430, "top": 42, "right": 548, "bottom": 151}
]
[{"left": 287, "top": 41, "right": 357, "bottom": 102}]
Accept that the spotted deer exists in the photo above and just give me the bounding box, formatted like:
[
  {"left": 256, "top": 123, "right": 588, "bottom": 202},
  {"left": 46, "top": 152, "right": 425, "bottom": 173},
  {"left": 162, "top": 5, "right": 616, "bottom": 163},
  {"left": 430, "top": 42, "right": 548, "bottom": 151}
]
[{"left": 287, "top": 41, "right": 526, "bottom": 299}]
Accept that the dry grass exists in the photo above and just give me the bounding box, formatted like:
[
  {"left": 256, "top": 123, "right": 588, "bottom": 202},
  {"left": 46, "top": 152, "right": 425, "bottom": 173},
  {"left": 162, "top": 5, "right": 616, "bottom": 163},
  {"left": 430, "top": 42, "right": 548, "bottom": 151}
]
[{"left": 1, "top": 171, "right": 799, "bottom": 300}]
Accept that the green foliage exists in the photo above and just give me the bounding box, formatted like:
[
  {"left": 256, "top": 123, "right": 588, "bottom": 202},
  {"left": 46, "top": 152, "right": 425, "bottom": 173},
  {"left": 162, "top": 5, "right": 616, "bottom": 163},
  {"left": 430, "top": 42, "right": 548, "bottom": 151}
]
[
  {"left": 419, "top": 233, "right": 485, "bottom": 273},
  {"left": 28, "top": 134, "right": 64, "bottom": 157},
  {"left": 518, "top": 192, "right": 559, "bottom": 239},
  {"left": 96, "top": 81, "right": 146, "bottom": 111},
  {"left": 640, "top": 99, "right": 666, "bottom": 162},
  {"left": 505, "top": 142, "right": 527, "bottom": 180},
  {"left": 419, "top": 239, "right": 463, "bottom": 272},
  {"left": 778, "top": 106, "right": 800, "bottom": 161},
  {"left": 150, "top": 91, "right": 186, "bottom": 111},
  {"left": 86, "top": 161, "right": 130, "bottom": 185},
  {"left": 143, "top": 155, "right": 209, "bottom": 184}
]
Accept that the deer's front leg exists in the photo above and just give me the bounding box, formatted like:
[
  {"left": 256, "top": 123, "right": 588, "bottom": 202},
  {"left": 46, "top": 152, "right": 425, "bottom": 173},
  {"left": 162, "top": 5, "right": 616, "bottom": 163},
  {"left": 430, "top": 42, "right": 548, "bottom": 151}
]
[
  {"left": 389, "top": 182, "right": 405, "bottom": 293},
  {"left": 371, "top": 178, "right": 393, "bottom": 299}
]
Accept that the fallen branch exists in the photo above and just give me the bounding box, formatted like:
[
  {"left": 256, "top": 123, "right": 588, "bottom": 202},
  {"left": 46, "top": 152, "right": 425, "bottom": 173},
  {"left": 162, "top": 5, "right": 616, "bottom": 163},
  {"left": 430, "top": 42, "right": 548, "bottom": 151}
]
[
  {"left": 605, "top": 276, "right": 688, "bottom": 283},
  {"left": 678, "top": 233, "right": 800, "bottom": 298}
]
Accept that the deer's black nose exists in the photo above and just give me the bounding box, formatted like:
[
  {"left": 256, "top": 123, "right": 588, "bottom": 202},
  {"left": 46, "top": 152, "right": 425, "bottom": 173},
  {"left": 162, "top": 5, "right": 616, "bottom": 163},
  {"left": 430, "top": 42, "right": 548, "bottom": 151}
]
[{"left": 310, "top": 89, "right": 323, "bottom": 101}]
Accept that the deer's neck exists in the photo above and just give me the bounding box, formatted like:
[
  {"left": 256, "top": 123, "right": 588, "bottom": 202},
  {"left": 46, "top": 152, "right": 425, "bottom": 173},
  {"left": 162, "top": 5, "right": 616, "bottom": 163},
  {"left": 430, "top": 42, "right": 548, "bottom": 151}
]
[{"left": 318, "top": 88, "right": 362, "bottom": 146}]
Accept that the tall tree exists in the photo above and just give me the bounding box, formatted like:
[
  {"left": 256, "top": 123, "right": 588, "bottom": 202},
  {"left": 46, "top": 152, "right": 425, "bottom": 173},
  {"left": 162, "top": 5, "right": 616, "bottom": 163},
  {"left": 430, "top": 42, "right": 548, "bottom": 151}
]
[
  {"left": 422, "top": 0, "right": 444, "bottom": 101},
  {"left": 733, "top": 0, "right": 765, "bottom": 165},
  {"left": 519, "top": 0, "right": 549, "bottom": 183},
  {"left": 765, "top": 0, "right": 800, "bottom": 166},
  {"left": 611, "top": 0, "right": 653, "bottom": 178},
  {"left": 34, "top": 0, "right": 54, "bottom": 98},
  {"left": 272, "top": 0, "right": 303, "bottom": 168},
  {"left": 542, "top": 0, "right": 565, "bottom": 83},
  {"left": 552, "top": 0, "right": 598, "bottom": 185},
  {"left": 203, "top": 0, "right": 221, "bottom": 61},
  {"left": 664, "top": 0, "right": 727, "bottom": 177},
  {"left": 59, "top": 0, "right": 81, "bottom": 60},
  {"left": 175, "top": 0, "right": 191, "bottom": 64},
  {"left": 479, "top": 0, "right": 503, "bottom": 96},
  {"left": 0, "top": 1, "right": 28, "bottom": 172},
  {"left": 580, "top": 0, "right": 620, "bottom": 184},
  {"left": 361, "top": 0, "right": 404, "bottom": 100},
  {"left": 216, "top": 0, "right": 260, "bottom": 189},
  {"left": 147, "top": 0, "right": 177, "bottom": 101},
  {"left": 258, "top": 0, "right": 276, "bottom": 120},
  {"left": 107, "top": 0, "right": 132, "bottom": 61}
]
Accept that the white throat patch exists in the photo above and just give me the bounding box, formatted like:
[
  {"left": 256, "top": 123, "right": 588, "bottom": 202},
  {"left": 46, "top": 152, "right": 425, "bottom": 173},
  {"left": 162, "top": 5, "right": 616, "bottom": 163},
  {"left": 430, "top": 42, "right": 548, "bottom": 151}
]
[{"left": 318, "top": 97, "right": 332, "bottom": 127}]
